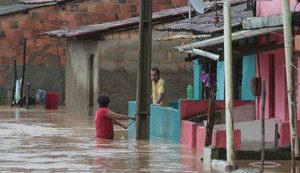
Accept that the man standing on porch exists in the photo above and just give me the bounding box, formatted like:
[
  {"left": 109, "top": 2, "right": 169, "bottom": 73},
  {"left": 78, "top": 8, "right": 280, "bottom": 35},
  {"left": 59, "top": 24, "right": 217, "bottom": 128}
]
[{"left": 150, "top": 67, "right": 168, "bottom": 106}]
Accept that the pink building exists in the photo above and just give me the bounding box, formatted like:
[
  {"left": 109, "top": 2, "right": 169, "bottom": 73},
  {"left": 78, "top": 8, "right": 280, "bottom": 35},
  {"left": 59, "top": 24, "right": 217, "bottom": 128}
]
[
  {"left": 255, "top": 0, "right": 300, "bottom": 146},
  {"left": 155, "top": 1, "right": 300, "bottom": 153}
]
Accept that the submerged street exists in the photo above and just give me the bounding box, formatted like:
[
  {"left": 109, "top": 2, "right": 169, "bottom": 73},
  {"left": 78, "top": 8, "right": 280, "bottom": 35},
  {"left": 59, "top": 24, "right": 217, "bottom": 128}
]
[{"left": 0, "top": 106, "right": 298, "bottom": 172}]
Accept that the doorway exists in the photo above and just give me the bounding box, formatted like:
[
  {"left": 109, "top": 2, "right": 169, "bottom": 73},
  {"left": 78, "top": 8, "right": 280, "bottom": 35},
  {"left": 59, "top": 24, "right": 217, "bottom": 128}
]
[
  {"left": 268, "top": 53, "right": 275, "bottom": 118},
  {"left": 88, "top": 54, "right": 94, "bottom": 115}
]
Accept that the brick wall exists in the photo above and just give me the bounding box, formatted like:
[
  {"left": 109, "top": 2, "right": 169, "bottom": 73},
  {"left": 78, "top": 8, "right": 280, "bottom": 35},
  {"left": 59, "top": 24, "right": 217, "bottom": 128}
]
[{"left": 0, "top": 0, "right": 188, "bottom": 104}]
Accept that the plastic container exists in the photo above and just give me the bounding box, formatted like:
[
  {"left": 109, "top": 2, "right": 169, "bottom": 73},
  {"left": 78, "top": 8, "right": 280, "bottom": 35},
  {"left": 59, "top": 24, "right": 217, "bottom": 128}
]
[
  {"left": 187, "top": 83, "right": 194, "bottom": 99},
  {"left": 45, "top": 92, "right": 59, "bottom": 109}
]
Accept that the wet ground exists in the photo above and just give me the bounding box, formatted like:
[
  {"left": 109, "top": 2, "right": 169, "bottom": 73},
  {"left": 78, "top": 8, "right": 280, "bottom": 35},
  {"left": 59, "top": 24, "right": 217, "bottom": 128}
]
[{"left": 0, "top": 106, "right": 299, "bottom": 172}]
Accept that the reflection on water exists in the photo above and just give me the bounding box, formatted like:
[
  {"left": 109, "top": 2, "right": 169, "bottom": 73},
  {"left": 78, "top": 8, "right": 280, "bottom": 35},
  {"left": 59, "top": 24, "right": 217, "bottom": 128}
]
[{"left": 0, "top": 106, "right": 298, "bottom": 173}]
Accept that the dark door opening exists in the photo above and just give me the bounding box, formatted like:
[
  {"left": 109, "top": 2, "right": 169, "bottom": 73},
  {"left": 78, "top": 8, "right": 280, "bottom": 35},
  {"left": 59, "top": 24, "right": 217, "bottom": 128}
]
[
  {"left": 269, "top": 54, "right": 275, "bottom": 118},
  {"left": 89, "top": 54, "right": 94, "bottom": 115}
]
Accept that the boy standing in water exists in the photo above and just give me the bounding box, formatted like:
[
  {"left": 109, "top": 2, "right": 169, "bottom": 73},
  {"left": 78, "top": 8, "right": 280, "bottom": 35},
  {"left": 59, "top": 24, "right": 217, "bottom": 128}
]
[{"left": 95, "top": 94, "right": 135, "bottom": 139}]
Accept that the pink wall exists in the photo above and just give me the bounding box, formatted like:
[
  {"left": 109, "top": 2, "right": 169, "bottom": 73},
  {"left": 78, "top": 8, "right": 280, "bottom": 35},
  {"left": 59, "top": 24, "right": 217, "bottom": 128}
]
[
  {"left": 179, "top": 100, "right": 248, "bottom": 156},
  {"left": 211, "top": 129, "right": 241, "bottom": 149},
  {"left": 256, "top": 50, "right": 288, "bottom": 120},
  {"left": 181, "top": 120, "right": 198, "bottom": 148},
  {"left": 256, "top": 53, "right": 272, "bottom": 119},
  {"left": 279, "top": 120, "right": 300, "bottom": 146},
  {"left": 256, "top": 35, "right": 289, "bottom": 121},
  {"left": 298, "top": 37, "right": 300, "bottom": 121},
  {"left": 256, "top": 0, "right": 300, "bottom": 16},
  {"left": 180, "top": 100, "right": 251, "bottom": 119},
  {"left": 196, "top": 126, "right": 206, "bottom": 156},
  {"left": 195, "top": 126, "right": 241, "bottom": 156},
  {"left": 273, "top": 50, "right": 289, "bottom": 121}
]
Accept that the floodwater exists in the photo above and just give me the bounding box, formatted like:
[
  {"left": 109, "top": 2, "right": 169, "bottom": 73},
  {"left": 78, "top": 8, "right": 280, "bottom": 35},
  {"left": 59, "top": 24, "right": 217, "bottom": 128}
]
[{"left": 0, "top": 106, "right": 299, "bottom": 173}]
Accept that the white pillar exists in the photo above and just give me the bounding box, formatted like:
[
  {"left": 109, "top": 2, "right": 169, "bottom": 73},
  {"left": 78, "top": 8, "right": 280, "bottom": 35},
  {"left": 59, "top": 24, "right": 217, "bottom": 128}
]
[
  {"left": 223, "top": 0, "right": 236, "bottom": 165},
  {"left": 282, "top": 0, "right": 299, "bottom": 157}
]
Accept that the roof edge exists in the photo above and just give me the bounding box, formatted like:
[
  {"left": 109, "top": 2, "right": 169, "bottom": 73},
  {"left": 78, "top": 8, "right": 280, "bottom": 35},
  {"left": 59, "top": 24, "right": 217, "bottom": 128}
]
[{"left": 18, "top": 0, "right": 75, "bottom": 4}]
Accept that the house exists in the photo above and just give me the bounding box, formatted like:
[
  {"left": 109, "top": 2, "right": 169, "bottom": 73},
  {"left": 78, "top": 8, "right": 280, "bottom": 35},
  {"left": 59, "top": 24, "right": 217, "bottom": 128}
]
[
  {"left": 153, "top": 0, "right": 300, "bottom": 154},
  {"left": 0, "top": 0, "right": 188, "bottom": 106},
  {"left": 42, "top": 1, "right": 261, "bottom": 153},
  {"left": 42, "top": 0, "right": 300, "bottom": 156},
  {"left": 42, "top": 5, "right": 201, "bottom": 115},
  {"left": 254, "top": 0, "right": 300, "bottom": 147}
]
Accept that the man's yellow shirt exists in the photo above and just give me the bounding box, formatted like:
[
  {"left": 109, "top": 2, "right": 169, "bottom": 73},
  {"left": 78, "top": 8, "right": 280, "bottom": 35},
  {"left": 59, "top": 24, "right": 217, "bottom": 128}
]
[{"left": 152, "top": 78, "right": 168, "bottom": 107}]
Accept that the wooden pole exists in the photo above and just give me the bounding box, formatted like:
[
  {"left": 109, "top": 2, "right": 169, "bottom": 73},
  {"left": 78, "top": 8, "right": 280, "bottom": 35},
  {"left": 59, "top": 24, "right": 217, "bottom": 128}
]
[
  {"left": 26, "top": 82, "right": 30, "bottom": 109},
  {"left": 205, "top": 64, "right": 215, "bottom": 146},
  {"left": 11, "top": 58, "right": 17, "bottom": 106},
  {"left": 205, "top": 96, "right": 215, "bottom": 146},
  {"left": 282, "top": 0, "right": 299, "bottom": 165},
  {"left": 223, "top": 0, "right": 236, "bottom": 165},
  {"left": 20, "top": 38, "right": 26, "bottom": 108},
  {"left": 260, "top": 81, "right": 266, "bottom": 173},
  {"left": 136, "top": 0, "right": 152, "bottom": 139}
]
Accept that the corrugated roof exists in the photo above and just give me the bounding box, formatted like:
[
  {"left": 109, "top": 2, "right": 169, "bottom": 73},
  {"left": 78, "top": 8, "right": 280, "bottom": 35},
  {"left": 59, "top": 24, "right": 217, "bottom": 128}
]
[
  {"left": 155, "top": 3, "right": 253, "bottom": 35},
  {"left": 0, "top": 3, "right": 55, "bottom": 16},
  {"left": 42, "top": 6, "right": 192, "bottom": 38},
  {"left": 42, "top": 2, "right": 252, "bottom": 38},
  {"left": 176, "top": 26, "right": 283, "bottom": 50},
  {"left": 19, "top": 0, "right": 66, "bottom": 4}
]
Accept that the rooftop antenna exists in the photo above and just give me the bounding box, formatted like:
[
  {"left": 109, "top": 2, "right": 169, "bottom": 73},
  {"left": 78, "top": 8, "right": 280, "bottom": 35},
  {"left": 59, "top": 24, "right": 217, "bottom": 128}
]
[{"left": 188, "top": 0, "right": 205, "bottom": 20}]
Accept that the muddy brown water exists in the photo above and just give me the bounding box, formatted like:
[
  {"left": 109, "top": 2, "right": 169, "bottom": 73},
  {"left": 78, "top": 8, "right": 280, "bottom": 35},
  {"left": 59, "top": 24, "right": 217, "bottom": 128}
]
[{"left": 0, "top": 106, "right": 298, "bottom": 172}]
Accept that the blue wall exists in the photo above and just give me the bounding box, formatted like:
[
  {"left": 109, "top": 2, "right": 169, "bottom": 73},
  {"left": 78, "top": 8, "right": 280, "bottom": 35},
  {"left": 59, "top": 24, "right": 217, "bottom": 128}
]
[
  {"left": 216, "top": 56, "right": 255, "bottom": 100},
  {"left": 242, "top": 55, "right": 256, "bottom": 100},
  {"left": 216, "top": 60, "right": 225, "bottom": 100},
  {"left": 150, "top": 105, "right": 180, "bottom": 142},
  {"left": 193, "top": 60, "right": 202, "bottom": 100},
  {"left": 128, "top": 101, "right": 181, "bottom": 142},
  {"left": 128, "top": 101, "right": 137, "bottom": 138}
]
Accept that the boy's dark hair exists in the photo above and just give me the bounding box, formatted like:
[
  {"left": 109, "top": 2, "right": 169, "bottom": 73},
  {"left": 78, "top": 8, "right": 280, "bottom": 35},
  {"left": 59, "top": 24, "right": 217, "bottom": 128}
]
[
  {"left": 97, "top": 94, "right": 110, "bottom": 107},
  {"left": 151, "top": 67, "right": 160, "bottom": 76}
]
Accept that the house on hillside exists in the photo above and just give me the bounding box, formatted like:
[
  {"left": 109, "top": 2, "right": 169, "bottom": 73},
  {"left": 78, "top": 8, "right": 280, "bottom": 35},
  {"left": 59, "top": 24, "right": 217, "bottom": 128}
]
[{"left": 0, "top": 0, "right": 187, "bottom": 107}]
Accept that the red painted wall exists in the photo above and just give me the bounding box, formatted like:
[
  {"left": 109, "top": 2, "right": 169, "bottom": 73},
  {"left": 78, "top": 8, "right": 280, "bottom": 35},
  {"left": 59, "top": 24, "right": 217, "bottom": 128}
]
[{"left": 180, "top": 99, "right": 251, "bottom": 119}]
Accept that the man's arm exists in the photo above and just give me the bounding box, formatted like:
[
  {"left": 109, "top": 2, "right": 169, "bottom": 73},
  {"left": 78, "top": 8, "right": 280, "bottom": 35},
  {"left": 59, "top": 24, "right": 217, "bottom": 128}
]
[
  {"left": 106, "top": 110, "right": 135, "bottom": 121},
  {"left": 112, "top": 119, "right": 127, "bottom": 129},
  {"left": 155, "top": 93, "right": 164, "bottom": 106}
]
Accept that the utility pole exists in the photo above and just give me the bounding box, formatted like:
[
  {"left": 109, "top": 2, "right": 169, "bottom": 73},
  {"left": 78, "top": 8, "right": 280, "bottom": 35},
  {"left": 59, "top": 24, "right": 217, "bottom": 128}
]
[
  {"left": 223, "top": 1, "right": 237, "bottom": 166},
  {"left": 282, "top": 0, "right": 299, "bottom": 166},
  {"left": 136, "top": 0, "right": 152, "bottom": 139},
  {"left": 20, "top": 38, "right": 26, "bottom": 108}
]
